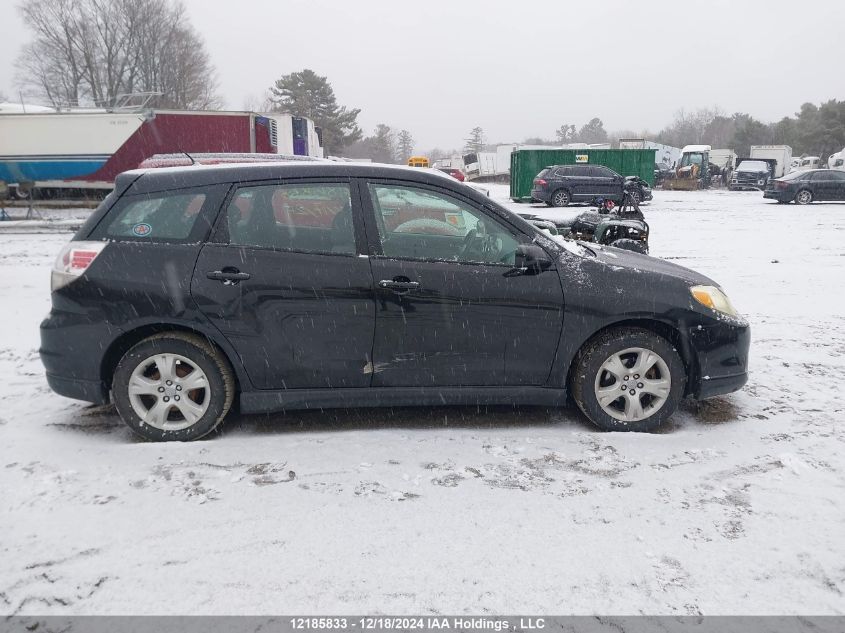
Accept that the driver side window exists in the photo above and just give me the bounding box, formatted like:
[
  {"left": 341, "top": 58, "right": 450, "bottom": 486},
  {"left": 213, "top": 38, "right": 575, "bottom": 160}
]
[{"left": 367, "top": 183, "right": 519, "bottom": 265}]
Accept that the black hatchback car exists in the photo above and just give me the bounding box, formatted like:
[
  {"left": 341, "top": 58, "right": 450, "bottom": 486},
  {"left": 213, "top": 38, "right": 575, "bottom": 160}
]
[
  {"left": 531, "top": 164, "right": 652, "bottom": 207},
  {"left": 41, "top": 163, "right": 749, "bottom": 441},
  {"left": 764, "top": 169, "right": 845, "bottom": 204}
]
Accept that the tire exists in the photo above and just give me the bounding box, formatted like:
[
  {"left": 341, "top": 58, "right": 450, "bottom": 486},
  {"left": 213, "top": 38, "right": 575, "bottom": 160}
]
[
  {"left": 112, "top": 332, "right": 235, "bottom": 441},
  {"left": 610, "top": 238, "right": 648, "bottom": 254},
  {"left": 571, "top": 327, "right": 685, "bottom": 432},
  {"left": 551, "top": 189, "right": 571, "bottom": 207},
  {"left": 794, "top": 189, "right": 813, "bottom": 205}
]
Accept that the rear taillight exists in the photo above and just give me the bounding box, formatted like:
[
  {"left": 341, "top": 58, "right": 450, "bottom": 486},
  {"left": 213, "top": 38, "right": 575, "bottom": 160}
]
[
  {"left": 774, "top": 180, "right": 788, "bottom": 190},
  {"left": 534, "top": 178, "right": 547, "bottom": 186},
  {"left": 51, "top": 241, "right": 107, "bottom": 291}
]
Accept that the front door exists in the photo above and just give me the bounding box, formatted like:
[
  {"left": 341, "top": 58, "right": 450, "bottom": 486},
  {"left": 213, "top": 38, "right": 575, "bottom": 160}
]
[
  {"left": 360, "top": 180, "right": 564, "bottom": 387},
  {"left": 812, "top": 170, "right": 845, "bottom": 201},
  {"left": 192, "top": 179, "right": 375, "bottom": 390}
]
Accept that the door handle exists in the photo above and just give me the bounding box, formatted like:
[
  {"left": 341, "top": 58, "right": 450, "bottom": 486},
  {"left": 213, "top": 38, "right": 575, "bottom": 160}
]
[
  {"left": 378, "top": 279, "right": 420, "bottom": 293},
  {"left": 207, "top": 269, "right": 251, "bottom": 283}
]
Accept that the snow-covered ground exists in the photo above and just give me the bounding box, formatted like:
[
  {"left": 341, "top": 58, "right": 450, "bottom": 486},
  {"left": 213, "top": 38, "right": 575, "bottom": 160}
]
[{"left": 0, "top": 189, "right": 843, "bottom": 615}]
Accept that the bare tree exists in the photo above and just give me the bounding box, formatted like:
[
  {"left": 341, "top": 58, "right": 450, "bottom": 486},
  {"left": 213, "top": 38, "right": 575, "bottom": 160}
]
[{"left": 15, "top": 0, "right": 219, "bottom": 109}]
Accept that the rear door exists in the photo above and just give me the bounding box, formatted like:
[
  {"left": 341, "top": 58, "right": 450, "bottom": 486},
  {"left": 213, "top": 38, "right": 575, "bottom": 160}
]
[
  {"left": 360, "top": 179, "right": 564, "bottom": 387},
  {"left": 191, "top": 179, "right": 376, "bottom": 390}
]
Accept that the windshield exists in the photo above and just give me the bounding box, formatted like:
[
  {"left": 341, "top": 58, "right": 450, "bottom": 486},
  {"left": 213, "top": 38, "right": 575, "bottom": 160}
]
[
  {"left": 736, "top": 160, "right": 769, "bottom": 172},
  {"left": 679, "top": 153, "right": 704, "bottom": 167}
]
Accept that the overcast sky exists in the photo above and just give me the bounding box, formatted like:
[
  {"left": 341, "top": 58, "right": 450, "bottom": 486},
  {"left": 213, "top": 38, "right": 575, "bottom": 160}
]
[{"left": 1, "top": 0, "right": 843, "bottom": 150}]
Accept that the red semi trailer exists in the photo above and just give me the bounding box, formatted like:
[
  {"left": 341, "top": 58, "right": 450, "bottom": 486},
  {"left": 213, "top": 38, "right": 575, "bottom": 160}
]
[{"left": 0, "top": 107, "right": 323, "bottom": 198}]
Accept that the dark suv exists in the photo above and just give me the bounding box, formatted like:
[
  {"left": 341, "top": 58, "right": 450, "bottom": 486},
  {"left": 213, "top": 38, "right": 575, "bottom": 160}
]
[
  {"left": 40, "top": 163, "right": 749, "bottom": 441},
  {"left": 531, "top": 164, "right": 651, "bottom": 207}
]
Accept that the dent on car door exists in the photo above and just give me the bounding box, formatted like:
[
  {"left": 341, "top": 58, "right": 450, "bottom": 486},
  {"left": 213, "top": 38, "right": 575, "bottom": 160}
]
[
  {"left": 191, "top": 179, "right": 376, "bottom": 390},
  {"left": 359, "top": 179, "right": 564, "bottom": 387}
]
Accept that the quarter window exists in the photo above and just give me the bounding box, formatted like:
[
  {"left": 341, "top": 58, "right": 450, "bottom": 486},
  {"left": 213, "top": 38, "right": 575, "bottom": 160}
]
[
  {"left": 226, "top": 183, "right": 355, "bottom": 254},
  {"left": 96, "top": 191, "right": 208, "bottom": 241},
  {"left": 367, "top": 184, "right": 519, "bottom": 266}
]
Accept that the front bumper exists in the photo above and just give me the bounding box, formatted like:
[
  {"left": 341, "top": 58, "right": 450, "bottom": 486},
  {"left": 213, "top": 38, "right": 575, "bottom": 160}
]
[
  {"left": 697, "top": 371, "right": 748, "bottom": 399},
  {"left": 688, "top": 319, "right": 751, "bottom": 400}
]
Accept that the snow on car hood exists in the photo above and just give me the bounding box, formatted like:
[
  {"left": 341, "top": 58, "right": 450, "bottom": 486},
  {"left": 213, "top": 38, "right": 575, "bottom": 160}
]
[{"left": 546, "top": 233, "right": 715, "bottom": 286}]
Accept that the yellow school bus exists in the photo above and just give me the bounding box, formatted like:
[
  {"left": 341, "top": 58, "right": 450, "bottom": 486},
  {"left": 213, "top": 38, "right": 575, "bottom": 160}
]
[{"left": 407, "top": 156, "right": 430, "bottom": 168}]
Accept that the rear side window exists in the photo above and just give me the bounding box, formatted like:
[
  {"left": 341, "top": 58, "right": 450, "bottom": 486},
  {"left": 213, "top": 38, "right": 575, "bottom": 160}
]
[
  {"left": 94, "top": 191, "right": 208, "bottom": 241},
  {"left": 554, "top": 167, "right": 571, "bottom": 177},
  {"left": 226, "top": 183, "right": 355, "bottom": 254}
]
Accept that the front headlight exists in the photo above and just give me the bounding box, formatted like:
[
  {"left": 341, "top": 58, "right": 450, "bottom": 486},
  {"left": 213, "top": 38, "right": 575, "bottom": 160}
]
[{"left": 690, "top": 285, "right": 739, "bottom": 317}]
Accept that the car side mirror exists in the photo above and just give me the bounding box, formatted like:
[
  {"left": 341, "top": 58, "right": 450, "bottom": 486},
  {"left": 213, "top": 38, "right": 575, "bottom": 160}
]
[{"left": 507, "top": 243, "right": 553, "bottom": 276}]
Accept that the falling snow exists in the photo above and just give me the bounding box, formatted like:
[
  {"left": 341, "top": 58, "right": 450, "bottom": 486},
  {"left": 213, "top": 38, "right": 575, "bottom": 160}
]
[{"left": 0, "top": 187, "right": 843, "bottom": 615}]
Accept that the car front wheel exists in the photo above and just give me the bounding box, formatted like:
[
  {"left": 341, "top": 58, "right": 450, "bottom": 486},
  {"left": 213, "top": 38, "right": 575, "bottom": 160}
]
[
  {"left": 112, "top": 332, "right": 235, "bottom": 441},
  {"left": 571, "top": 328, "right": 685, "bottom": 432},
  {"left": 794, "top": 189, "right": 813, "bottom": 205}
]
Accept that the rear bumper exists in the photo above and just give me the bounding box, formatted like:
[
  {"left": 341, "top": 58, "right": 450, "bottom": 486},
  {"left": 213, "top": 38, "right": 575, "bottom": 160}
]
[
  {"left": 40, "top": 308, "right": 118, "bottom": 404},
  {"left": 531, "top": 188, "right": 551, "bottom": 203},
  {"left": 45, "top": 372, "right": 109, "bottom": 404},
  {"left": 763, "top": 190, "right": 791, "bottom": 202}
]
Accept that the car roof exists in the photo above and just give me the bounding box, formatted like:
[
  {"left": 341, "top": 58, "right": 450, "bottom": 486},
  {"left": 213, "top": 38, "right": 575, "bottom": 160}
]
[{"left": 120, "top": 161, "right": 465, "bottom": 195}]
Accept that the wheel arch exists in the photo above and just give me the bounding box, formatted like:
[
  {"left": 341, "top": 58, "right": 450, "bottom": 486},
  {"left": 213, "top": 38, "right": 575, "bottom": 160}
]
[
  {"left": 100, "top": 321, "right": 248, "bottom": 395},
  {"left": 565, "top": 317, "right": 699, "bottom": 397}
]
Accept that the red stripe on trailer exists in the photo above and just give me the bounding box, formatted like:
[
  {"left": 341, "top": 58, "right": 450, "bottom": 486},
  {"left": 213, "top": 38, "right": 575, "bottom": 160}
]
[{"left": 80, "top": 112, "right": 258, "bottom": 182}]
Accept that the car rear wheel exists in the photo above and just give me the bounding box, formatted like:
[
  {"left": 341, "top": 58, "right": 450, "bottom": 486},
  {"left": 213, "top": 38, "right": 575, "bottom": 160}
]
[
  {"left": 795, "top": 189, "right": 813, "bottom": 205},
  {"left": 571, "top": 328, "right": 685, "bottom": 432},
  {"left": 112, "top": 332, "right": 235, "bottom": 441},
  {"left": 551, "top": 189, "right": 571, "bottom": 207}
]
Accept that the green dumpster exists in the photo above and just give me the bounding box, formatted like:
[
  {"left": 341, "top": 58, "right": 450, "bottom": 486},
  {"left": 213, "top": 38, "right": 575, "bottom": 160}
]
[{"left": 509, "top": 148, "right": 658, "bottom": 202}]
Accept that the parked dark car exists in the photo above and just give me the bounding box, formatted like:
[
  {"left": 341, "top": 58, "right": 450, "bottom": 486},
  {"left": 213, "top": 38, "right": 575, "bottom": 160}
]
[
  {"left": 531, "top": 164, "right": 651, "bottom": 206},
  {"left": 40, "top": 163, "right": 749, "bottom": 441},
  {"left": 437, "top": 167, "right": 466, "bottom": 182},
  {"left": 764, "top": 169, "right": 845, "bottom": 204}
]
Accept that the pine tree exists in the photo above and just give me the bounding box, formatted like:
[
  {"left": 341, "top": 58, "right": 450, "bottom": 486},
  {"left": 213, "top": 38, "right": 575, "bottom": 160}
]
[
  {"left": 370, "top": 124, "right": 397, "bottom": 164},
  {"left": 577, "top": 118, "right": 609, "bottom": 144},
  {"left": 555, "top": 124, "right": 577, "bottom": 143},
  {"left": 464, "top": 127, "right": 485, "bottom": 154},
  {"left": 397, "top": 130, "right": 414, "bottom": 163},
  {"left": 269, "top": 69, "right": 362, "bottom": 155}
]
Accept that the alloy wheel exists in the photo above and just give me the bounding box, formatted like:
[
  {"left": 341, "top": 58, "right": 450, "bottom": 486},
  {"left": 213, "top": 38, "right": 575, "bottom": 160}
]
[
  {"left": 594, "top": 347, "right": 671, "bottom": 422},
  {"left": 127, "top": 353, "right": 210, "bottom": 430},
  {"left": 552, "top": 190, "right": 570, "bottom": 206},
  {"left": 795, "top": 190, "right": 813, "bottom": 205}
]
